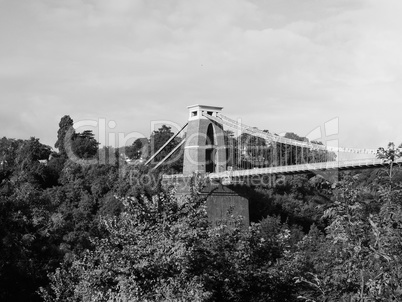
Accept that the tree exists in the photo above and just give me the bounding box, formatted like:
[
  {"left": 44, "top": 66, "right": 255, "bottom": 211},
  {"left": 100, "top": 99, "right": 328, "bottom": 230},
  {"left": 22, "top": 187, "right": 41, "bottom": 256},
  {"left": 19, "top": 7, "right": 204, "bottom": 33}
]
[
  {"left": 125, "top": 138, "right": 149, "bottom": 160},
  {"left": 150, "top": 125, "right": 175, "bottom": 155},
  {"left": 0, "top": 137, "right": 23, "bottom": 185},
  {"left": 377, "top": 142, "right": 402, "bottom": 186},
  {"left": 42, "top": 187, "right": 308, "bottom": 302},
  {"left": 0, "top": 138, "right": 59, "bottom": 301},
  {"left": 0, "top": 193, "right": 57, "bottom": 302},
  {"left": 72, "top": 130, "right": 99, "bottom": 160},
  {"left": 294, "top": 173, "right": 402, "bottom": 301},
  {"left": 55, "top": 115, "right": 74, "bottom": 158},
  {"left": 149, "top": 125, "right": 183, "bottom": 172},
  {"left": 41, "top": 192, "right": 211, "bottom": 301}
]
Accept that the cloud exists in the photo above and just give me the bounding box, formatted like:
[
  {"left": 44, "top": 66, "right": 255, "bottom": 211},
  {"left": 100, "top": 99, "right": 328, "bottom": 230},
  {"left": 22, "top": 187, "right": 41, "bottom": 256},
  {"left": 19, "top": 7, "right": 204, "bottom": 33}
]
[{"left": 0, "top": 0, "right": 401, "bottom": 152}]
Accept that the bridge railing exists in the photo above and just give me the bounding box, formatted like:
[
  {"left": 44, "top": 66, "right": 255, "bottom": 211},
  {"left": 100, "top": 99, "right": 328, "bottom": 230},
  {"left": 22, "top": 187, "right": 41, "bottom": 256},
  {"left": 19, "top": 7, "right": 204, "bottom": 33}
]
[
  {"left": 208, "top": 157, "right": 401, "bottom": 179},
  {"left": 162, "top": 157, "right": 402, "bottom": 187}
]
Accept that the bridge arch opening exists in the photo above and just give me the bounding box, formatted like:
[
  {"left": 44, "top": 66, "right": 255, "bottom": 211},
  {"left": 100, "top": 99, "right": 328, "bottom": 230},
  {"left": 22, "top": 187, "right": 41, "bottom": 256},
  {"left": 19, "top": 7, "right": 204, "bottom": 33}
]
[
  {"left": 206, "top": 123, "right": 215, "bottom": 146},
  {"left": 205, "top": 123, "right": 216, "bottom": 173}
]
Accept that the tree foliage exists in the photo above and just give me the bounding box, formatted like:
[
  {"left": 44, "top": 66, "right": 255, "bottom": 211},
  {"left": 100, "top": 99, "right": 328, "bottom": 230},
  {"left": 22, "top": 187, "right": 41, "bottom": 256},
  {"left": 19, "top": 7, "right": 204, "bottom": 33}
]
[
  {"left": 3, "top": 114, "right": 402, "bottom": 302},
  {"left": 42, "top": 193, "right": 306, "bottom": 302},
  {"left": 55, "top": 115, "right": 74, "bottom": 157}
]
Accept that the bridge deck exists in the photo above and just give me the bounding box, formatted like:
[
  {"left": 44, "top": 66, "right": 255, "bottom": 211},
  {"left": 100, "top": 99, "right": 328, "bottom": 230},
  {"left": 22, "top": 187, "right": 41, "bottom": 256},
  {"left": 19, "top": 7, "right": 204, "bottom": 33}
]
[
  {"left": 209, "top": 158, "right": 401, "bottom": 179},
  {"left": 163, "top": 158, "right": 401, "bottom": 180}
]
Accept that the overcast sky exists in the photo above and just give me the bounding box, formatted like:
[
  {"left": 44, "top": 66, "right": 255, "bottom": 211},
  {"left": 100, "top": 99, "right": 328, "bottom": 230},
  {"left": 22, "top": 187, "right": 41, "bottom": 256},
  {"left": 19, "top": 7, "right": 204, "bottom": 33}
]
[{"left": 1, "top": 0, "right": 402, "bottom": 151}]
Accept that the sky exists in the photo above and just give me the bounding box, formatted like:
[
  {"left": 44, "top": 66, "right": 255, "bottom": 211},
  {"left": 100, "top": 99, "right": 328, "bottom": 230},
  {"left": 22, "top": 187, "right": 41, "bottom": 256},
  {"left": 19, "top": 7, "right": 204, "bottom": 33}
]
[{"left": 1, "top": 0, "right": 402, "bottom": 152}]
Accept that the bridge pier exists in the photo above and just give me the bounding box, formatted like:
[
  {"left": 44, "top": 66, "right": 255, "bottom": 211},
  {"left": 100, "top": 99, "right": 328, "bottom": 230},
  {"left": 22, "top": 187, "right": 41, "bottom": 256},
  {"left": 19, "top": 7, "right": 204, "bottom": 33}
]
[
  {"left": 162, "top": 175, "right": 250, "bottom": 227},
  {"left": 201, "top": 182, "right": 250, "bottom": 227}
]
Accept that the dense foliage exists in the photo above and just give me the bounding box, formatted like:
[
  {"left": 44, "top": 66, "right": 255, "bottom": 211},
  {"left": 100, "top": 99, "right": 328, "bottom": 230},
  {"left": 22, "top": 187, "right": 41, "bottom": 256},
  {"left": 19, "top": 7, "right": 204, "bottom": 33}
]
[{"left": 1, "top": 116, "right": 402, "bottom": 301}]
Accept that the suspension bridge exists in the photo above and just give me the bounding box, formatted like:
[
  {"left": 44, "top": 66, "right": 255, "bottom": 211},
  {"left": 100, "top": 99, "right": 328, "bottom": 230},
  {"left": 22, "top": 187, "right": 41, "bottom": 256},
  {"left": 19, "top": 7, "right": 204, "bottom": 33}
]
[
  {"left": 148, "top": 105, "right": 399, "bottom": 225},
  {"left": 149, "top": 104, "right": 397, "bottom": 182}
]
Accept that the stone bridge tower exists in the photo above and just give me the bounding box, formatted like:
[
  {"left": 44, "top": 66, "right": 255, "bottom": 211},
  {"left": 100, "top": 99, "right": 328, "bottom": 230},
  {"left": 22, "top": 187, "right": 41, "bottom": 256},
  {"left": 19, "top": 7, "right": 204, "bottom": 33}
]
[{"left": 183, "top": 105, "right": 227, "bottom": 175}]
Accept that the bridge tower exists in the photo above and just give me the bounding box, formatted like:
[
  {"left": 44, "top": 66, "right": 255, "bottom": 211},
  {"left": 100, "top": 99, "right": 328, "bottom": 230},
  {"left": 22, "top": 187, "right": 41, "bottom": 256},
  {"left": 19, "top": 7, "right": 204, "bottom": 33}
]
[{"left": 183, "top": 105, "right": 227, "bottom": 175}]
